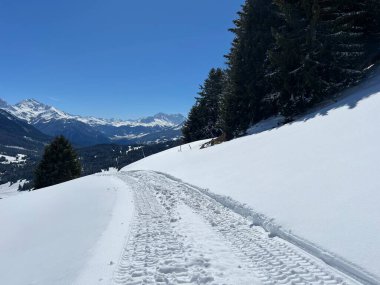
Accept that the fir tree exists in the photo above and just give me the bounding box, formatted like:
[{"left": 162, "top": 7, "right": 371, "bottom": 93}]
[
  {"left": 365, "top": 0, "right": 380, "bottom": 62},
  {"left": 268, "top": 0, "right": 324, "bottom": 117},
  {"left": 268, "top": 0, "right": 368, "bottom": 118},
  {"left": 34, "top": 136, "right": 81, "bottom": 189},
  {"left": 182, "top": 104, "right": 206, "bottom": 143},
  {"left": 222, "top": 0, "right": 279, "bottom": 139},
  {"left": 182, "top": 68, "right": 225, "bottom": 143},
  {"left": 321, "top": 0, "right": 366, "bottom": 86}
]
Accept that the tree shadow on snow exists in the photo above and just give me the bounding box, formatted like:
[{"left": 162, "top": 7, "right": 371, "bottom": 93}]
[{"left": 298, "top": 65, "right": 380, "bottom": 123}]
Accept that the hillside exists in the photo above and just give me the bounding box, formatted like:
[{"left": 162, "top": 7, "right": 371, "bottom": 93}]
[
  {"left": 124, "top": 68, "right": 380, "bottom": 282},
  {"left": 1, "top": 69, "right": 379, "bottom": 284},
  {"left": 0, "top": 174, "right": 134, "bottom": 284},
  {"left": 0, "top": 173, "right": 362, "bottom": 285},
  {"left": 0, "top": 109, "right": 50, "bottom": 150},
  {"left": 0, "top": 110, "right": 50, "bottom": 185}
]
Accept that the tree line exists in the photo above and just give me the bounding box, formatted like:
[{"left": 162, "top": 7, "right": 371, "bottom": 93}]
[{"left": 183, "top": 0, "right": 380, "bottom": 142}]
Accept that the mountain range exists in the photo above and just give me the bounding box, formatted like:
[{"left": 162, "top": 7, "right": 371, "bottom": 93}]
[
  {"left": 0, "top": 109, "right": 49, "bottom": 151},
  {"left": 0, "top": 99, "right": 186, "bottom": 146}
]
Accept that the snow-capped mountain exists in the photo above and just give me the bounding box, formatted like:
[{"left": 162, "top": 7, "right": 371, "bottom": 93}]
[
  {"left": 0, "top": 109, "right": 49, "bottom": 150},
  {"left": 1, "top": 99, "right": 186, "bottom": 146}
]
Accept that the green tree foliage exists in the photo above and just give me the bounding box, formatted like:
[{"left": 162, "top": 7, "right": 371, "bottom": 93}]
[
  {"left": 365, "top": 0, "right": 380, "bottom": 61},
  {"left": 268, "top": 0, "right": 368, "bottom": 117},
  {"left": 268, "top": 0, "right": 325, "bottom": 116},
  {"left": 34, "top": 136, "right": 81, "bottom": 189},
  {"left": 182, "top": 68, "right": 225, "bottom": 143},
  {"left": 184, "top": 0, "right": 380, "bottom": 142},
  {"left": 222, "top": 0, "right": 279, "bottom": 139}
]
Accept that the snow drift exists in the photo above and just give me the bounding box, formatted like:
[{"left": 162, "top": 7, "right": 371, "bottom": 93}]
[
  {"left": 0, "top": 174, "right": 133, "bottom": 285},
  {"left": 124, "top": 68, "right": 380, "bottom": 280}
]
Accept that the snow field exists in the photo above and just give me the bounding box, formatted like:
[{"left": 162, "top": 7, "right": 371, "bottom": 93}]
[
  {"left": 113, "top": 170, "right": 358, "bottom": 285},
  {"left": 0, "top": 153, "right": 26, "bottom": 164},
  {"left": 0, "top": 174, "right": 134, "bottom": 285},
  {"left": 0, "top": 180, "right": 27, "bottom": 199},
  {"left": 124, "top": 69, "right": 380, "bottom": 281}
]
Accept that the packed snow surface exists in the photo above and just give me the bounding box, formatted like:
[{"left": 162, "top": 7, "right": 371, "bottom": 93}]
[
  {"left": 124, "top": 69, "right": 380, "bottom": 281},
  {"left": 0, "top": 174, "right": 134, "bottom": 285},
  {"left": 0, "top": 170, "right": 361, "bottom": 285}
]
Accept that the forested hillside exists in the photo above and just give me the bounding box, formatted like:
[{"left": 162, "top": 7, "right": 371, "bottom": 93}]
[{"left": 183, "top": 0, "right": 380, "bottom": 142}]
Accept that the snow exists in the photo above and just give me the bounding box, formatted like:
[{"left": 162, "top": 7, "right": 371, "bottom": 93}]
[
  {"left": 0, "top": 180, "right": 27, "bottom": 199},
  {"left": 0, "top": 154, "right": 26, "bottom": 164},
  {"left": 113, "top": 171, "right": 357, "bottom": 284},
  {"left": 3, "top": 145, "right": 28, "bottom": 150},
  {"left": 0, "top": 170, "right": 367, "bottom": 284},
  {"left": 0, "top": 174, "right": 134, "bottom": 285},
  {"left": 111, "top": 133, "right": 148, "bottom": 140},
  {"left": 123, "top": 68, "right": 380, "bottom": 281},
  {"left": 1, "top": 70, "right": 379, "bottom": 284}
]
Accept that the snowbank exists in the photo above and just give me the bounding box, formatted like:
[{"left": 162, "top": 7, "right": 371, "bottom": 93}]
[
  {"left": 124, "top": 69, "right": 380, "bottom": 279},
  {"left": 0, "top": 174, "right": 133, "bottom": 285},
  {"left": 0, "top": 180, "right": 27, "bottom": 199}
]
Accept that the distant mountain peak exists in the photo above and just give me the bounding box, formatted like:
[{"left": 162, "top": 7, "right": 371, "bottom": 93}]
[
  {"left": 0, "top": 98, "right": 185, "bottom": 146},
  {"left": 17, "top": 98, "right": 42, "bottom": 105},
  {"left": 138, "top": 113, "right": 186, "bottom": 126}
]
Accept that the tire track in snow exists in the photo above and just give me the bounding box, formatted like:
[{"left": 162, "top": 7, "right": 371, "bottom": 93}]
[
  {"left": 113, "top": 171, "right": 361, "bottom": 285},
  {"left": 113, "top": 173, "right": 257, "bottom": 284}
]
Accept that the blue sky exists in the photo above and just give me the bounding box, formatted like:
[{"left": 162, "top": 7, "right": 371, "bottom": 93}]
[{"left": 0, "top": 0, "right": 243, "bottom": 119}]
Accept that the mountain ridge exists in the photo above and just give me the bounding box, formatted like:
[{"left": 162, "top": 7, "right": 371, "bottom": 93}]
[{"left": 0, "top": 98, "right": 186, "bottom": 146}]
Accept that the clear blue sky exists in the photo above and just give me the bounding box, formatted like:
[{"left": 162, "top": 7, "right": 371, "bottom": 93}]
[{"left": 0, "top": 0, "right": 243, "bottom": 119}]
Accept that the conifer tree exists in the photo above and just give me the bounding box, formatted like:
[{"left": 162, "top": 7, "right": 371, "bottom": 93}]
[
  {"left": 268, "top": 0, "right": 368, "bottom": 118},
  {"left": 321, "top": 0, "right": 366, "bottom": 86},
  {"left": 268, "top": 0, "right": 324, "bottom": 117},
  {"left": 222, "top": 0, "right": 279, "bottom": 139},
  {"left": 182, "top": 104, "right": 206, "bottom": 143},
  {"left": 182, "top": 68, "right": 225, "bottom": 143},
  {"left": 34, "top": 136, "right": 81, "bottom": 189},
  {"left": 365, "top": 0, "right": 380, "bottom": 62}
]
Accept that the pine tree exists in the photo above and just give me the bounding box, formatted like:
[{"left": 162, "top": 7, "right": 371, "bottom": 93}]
[
  {"left": 182, "top": 104, "right": 206, "bottom": 143},
  {"left": 222, "top": 0, "right": 279, "bottom": 139},
  {"left": 365, "top": 0, "right": 380, "bottom": 62},
  {"left": 268, "top": 0, "right": 324, "bottom": 117},
  {"left": 34, "top": 136, "right": 81, "bottom": 189},
  {"left": 268, "top": 0, "right": 368, "bottom": 118},
  {"left": 182, "top": 68, "right": 225, "bottom": 143},
  {"left": 321, "top": 0, "right": 366, "bottom": 86}
]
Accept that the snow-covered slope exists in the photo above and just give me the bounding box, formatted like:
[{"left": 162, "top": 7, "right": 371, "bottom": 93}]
[
  {"left": 124, "top": 68, "right": 380, "bottom": 281},
  {"left": 0, "top": 180, "right": 27, "bottom": 199},
  {"left": 0, "top": 174, "right": 133, "bottom": 285},
  {"left": 2, "top": 170, "right": 362, "bottom": 285}
]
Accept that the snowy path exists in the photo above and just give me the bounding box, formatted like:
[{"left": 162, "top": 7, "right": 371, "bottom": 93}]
[{"left": 112, "top": 171, "right": 360, "bottom": 285}]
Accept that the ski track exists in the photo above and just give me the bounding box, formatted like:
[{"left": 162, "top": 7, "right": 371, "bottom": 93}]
[{"left": 112, "top": 171, "right": 360, "bottom": 285}]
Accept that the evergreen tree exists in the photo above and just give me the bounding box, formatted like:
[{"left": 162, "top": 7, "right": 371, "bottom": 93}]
[
  {"left": 365, "top": 0, "right": 380, "bottom": 62},
  {"left": 222, "top": 0, "right": 279, "bottom": 139},
  {"left": 321, "top": 0, "right": 366, "bottom": 86},
  {"left": 182, "top": 104, "right": 206, "bottom": 143},
  {"left": 182, "top": 68, "right": 225, "bottom": 143},
  {"left": 186, "top": 0, "right": 378, "bottom": 142},
  {"left": 34, "top": 136, "right": 81, "bottom": 189},
  {"left": 268, "top": 0, "right": 367, "bottom": 118},
  {"left": 268, "top": 0, "right": 324, "bottom": 117}
]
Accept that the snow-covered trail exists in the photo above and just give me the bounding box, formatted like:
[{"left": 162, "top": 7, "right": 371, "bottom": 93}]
[{"left": 112, "top": 170, "right": 359, "bottom": 285}]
